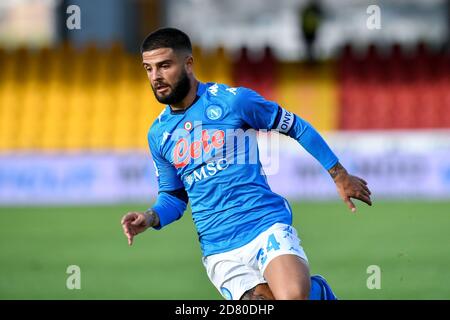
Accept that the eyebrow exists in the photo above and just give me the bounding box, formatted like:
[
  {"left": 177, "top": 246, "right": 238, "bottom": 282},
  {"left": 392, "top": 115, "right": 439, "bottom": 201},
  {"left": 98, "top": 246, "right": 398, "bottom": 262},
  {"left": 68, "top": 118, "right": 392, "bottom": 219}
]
[{"left": 143, "top": 59, "right": 172, "bottom": 67}]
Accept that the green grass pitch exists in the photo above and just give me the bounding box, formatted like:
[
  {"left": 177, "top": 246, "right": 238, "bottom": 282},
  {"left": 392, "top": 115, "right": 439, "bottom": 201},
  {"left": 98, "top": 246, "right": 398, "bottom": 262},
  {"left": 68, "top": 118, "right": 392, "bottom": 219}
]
[{"left": 0, "top": 201, "right": 449, "bottom": 299}]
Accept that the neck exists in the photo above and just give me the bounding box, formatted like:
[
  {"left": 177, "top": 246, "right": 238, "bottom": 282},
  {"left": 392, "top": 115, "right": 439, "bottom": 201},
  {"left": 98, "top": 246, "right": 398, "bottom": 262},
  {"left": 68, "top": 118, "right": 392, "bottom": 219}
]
[{"left": 170, "top": 78, "right": 199, "bottom": 111}]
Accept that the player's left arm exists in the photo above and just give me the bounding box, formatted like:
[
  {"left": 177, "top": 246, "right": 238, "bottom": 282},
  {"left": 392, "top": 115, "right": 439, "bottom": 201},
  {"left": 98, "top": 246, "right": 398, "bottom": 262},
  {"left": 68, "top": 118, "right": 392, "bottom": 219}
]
[
  {"left": 284, "top": 106, "right": 372, "bottom": 212},
  {"left": 327, "top": 162, "right": 371, "bottom": 212},
  {"left": 234, "top": 87, "right": 372, "bottom": 212}
]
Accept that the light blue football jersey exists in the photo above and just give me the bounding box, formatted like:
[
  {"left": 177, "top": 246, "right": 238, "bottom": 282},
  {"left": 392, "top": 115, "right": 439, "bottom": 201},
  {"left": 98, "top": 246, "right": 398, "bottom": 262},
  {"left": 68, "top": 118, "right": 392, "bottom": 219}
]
[{"left": 148, "top": 82, "right": 336, "bottom": 256}]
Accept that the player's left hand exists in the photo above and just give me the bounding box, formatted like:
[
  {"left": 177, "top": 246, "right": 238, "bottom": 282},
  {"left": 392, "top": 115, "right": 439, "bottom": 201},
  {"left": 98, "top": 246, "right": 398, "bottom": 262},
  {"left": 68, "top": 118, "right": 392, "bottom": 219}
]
[{"left": 329, "top": 163, "right": 372, "bottom": 212}]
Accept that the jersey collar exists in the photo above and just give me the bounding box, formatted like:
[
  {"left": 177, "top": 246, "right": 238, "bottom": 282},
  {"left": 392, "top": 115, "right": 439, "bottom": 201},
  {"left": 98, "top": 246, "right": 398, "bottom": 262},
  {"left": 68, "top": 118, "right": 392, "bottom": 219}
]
[{"left": 196, "top": 82, "right": 207, "bottom": 96}]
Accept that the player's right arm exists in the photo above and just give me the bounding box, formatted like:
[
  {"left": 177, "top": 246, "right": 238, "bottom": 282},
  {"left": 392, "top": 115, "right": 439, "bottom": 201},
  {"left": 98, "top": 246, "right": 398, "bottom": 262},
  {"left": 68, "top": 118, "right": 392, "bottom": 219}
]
[{"left": 121, "top": 130, "right": 188, "bottom": 246}]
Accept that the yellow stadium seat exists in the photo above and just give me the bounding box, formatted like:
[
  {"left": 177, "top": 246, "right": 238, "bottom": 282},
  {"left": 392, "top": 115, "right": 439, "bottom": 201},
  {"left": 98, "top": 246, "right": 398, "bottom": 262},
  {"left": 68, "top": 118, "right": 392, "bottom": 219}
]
[
  {"left": 210, "top": 46, "right": 233, "bottom": 85},
  {"left": 0, "top": 82, "right": 21, "bottom": 150},
  {"left": 5, "top": 45, "right": 344, "bottom": 152},
  {"left": 274, "top": 62, "right": 338, "bottom": 132},
  {"left": 40, "top": 84, "right": 67, "bottom": 150}
]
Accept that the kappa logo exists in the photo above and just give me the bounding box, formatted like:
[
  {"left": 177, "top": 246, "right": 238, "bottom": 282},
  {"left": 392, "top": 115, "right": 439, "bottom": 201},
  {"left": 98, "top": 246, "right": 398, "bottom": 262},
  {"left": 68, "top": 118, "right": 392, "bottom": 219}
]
[
  {"left": 161, "top": 131, "right": 171, "bottom": 145},
  {"left": 208, "top": 83, "right": 219, "bottom": 96},
  {"left": 226, "top": 87, "right": 237, "bottom": 95},
  {"left": 157, "top": 108, "right": 165, "bottom": 123},
  {"left": 206, "top": 105, "right": 223, "bottom": 120}
]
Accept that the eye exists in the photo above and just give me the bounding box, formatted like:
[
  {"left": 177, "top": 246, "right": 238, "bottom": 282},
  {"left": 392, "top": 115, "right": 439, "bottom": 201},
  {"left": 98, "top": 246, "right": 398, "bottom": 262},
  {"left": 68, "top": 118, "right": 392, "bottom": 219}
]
[{"left": 161, "top": 63, "right": 170, "bottom": 69}]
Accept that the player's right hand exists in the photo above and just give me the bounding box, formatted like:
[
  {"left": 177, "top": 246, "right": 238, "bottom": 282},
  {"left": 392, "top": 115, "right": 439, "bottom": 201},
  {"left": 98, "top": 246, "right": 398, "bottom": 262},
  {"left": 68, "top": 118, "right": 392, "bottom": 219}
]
[{"left": 120, "top": 212, "right": 150, "bottom": 246}]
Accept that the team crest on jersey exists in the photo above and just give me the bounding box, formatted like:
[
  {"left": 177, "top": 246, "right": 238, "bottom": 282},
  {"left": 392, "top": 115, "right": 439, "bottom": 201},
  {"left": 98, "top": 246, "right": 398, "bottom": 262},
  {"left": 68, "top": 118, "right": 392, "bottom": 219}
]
[
  {"left": 184, "top": 121, "right": 193, "bottom": 131},
  {"left": 206, "top": 105, "right": 223, "bottom": 121}
]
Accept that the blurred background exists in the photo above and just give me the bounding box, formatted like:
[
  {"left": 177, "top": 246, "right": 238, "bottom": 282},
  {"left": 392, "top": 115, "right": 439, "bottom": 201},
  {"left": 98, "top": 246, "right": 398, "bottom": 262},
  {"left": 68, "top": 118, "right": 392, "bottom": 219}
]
[{"left": 0, "top": 0, "right": 449, "bottom": 300}]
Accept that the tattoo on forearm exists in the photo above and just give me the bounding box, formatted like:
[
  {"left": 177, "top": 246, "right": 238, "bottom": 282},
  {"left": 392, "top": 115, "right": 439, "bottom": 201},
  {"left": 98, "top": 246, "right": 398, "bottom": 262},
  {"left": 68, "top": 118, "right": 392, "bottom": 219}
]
[
  {"left": 328, "top": 162, "right": 346, "bottom": 180},
  {"left": 145, "top": 209, "right": 159, "bottom": 227}
]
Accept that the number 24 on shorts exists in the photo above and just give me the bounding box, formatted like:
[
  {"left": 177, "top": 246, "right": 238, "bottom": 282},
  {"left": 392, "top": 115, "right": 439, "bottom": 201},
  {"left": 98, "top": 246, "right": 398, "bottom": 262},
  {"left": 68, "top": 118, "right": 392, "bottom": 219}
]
[{"left": 256, "top": 233, "right": 281, "bottom": 267}]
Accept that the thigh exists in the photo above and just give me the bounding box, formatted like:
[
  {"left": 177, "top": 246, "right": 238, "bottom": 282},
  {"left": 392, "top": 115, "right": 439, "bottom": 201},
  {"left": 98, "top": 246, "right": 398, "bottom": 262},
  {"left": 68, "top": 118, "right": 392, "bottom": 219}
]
[
  {"left": 263, "top": 254, "right": 310, "bottom": 300},
  {"left": 202, "top": 251, "right": 265, "bottom": 300},
  {"left": 253, "top": 224, "right": 309, "bottom": 275},
  {"left": 252, "top": 224, "right": 310, "bottom": 299}
]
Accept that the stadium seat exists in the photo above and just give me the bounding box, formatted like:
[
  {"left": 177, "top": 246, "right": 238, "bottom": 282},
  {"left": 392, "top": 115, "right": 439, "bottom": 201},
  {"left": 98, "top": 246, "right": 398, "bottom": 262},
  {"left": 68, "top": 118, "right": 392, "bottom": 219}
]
[
  {"left": 276, "top": 61, "right": 338, "bottom": 132},
  {"left": 211, "top": 46, "right": 233, "bottom": 85},
  {"left": 233, "top": 46, "right": 256, "bottom": 89},
  {"left": 1, "top": 41, "right": 448, "bottom": 154}
]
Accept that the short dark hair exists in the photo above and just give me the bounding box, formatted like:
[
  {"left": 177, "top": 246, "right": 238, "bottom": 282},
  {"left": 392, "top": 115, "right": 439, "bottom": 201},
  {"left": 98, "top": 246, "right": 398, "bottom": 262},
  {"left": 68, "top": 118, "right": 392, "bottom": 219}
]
[{"left": 140, "top": 27, "right": 192, "bottom": 54}]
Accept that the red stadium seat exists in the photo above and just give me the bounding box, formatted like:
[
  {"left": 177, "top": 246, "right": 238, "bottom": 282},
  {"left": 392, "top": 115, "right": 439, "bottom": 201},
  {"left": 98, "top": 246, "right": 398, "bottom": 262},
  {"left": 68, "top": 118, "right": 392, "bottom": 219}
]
[{"left": 254, "top": 46, "right": 277, "bottom": 99}]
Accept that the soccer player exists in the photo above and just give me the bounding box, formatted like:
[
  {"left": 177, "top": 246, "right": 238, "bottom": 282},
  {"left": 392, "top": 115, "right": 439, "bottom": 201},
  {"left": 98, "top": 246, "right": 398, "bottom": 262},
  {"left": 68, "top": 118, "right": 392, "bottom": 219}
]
[{"left": 121, "top": 28, "right": 372, "bottom": 300}]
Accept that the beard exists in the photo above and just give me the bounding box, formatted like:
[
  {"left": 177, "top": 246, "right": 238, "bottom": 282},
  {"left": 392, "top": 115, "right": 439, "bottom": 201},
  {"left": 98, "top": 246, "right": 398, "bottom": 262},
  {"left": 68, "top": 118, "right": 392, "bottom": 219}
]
[{"left": 152, "top": 70, "right": 191, "bottom": 105}]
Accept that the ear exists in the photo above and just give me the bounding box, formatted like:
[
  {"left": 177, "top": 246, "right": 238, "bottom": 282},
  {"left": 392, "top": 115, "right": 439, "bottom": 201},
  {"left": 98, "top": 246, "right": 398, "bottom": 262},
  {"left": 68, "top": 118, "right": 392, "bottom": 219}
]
[{"left": 185, "top": 55, "right": 194, "bottom": 74}]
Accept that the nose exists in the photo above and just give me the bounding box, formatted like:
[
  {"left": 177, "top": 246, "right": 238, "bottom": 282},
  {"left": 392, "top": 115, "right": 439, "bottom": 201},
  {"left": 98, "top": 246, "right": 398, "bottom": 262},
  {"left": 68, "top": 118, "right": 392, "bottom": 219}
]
[{"left": 150, "top": 68, "right": 163, "bottom": 82}]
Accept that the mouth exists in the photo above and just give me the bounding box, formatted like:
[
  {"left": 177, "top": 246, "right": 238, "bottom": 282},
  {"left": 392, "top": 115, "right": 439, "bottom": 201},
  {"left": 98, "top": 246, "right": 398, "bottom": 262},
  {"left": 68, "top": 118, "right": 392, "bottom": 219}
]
[{"left": 155, "top": 83, "right": 170, "bottom": 94}]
